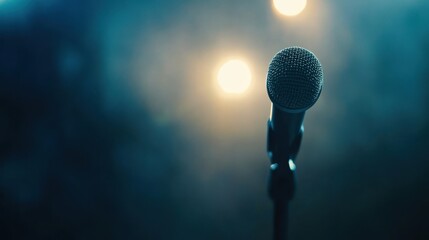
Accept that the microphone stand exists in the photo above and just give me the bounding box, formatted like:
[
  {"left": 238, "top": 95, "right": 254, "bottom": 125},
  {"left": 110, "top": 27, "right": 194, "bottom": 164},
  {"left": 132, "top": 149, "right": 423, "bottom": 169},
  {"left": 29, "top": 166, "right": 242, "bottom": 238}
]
[
  {"left": 267, "top": 108, "right": 304, "bottom": 240},
  {"left": 268, "top": 161, "right": 295, "bottom": 240}
]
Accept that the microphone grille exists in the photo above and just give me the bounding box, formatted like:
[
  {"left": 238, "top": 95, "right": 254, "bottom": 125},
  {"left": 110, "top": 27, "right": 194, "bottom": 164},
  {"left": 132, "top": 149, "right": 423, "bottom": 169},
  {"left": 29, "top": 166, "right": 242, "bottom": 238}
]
[{"left": 267, "top": 47, "right": 323, "bottom": 112}]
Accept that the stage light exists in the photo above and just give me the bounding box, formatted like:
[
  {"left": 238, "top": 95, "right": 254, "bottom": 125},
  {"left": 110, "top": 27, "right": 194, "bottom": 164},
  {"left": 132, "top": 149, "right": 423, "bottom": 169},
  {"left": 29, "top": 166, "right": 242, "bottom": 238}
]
[
  {"left": 217, "top": 60, "right": 251, "bottom": 94},
  {"left": 273, "top": 0, "right": 307, "bottom": 16}
]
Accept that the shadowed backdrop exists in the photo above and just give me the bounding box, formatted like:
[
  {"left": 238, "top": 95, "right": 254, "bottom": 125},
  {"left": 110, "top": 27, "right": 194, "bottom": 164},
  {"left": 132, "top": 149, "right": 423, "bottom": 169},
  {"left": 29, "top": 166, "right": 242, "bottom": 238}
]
[{"left": 1, "top": 0, "right": 429, "bottom": 239}]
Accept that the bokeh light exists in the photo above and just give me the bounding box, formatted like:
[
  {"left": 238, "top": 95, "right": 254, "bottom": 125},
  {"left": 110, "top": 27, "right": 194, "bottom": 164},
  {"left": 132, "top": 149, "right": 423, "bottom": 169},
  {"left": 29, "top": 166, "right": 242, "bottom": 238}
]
[
  {"left": 217, "top": 60, "right": 251, "bottom": 94},
  {"left": 273, "top": 0, "right": 307, "bottom": 16}
]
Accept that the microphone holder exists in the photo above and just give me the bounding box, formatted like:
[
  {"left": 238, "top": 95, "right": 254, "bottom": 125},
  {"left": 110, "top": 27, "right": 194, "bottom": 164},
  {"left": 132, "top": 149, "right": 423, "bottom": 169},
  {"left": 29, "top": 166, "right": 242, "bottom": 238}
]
[{"left": 267, "top": 115, "right": 303, "bottom": 240}]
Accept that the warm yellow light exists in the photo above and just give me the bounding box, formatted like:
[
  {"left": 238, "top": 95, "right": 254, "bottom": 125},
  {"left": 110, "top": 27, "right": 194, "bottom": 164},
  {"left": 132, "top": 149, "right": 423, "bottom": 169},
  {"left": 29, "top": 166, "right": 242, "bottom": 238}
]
[
  {"left": 217, "top": 60, "right": 251, "bottom": 94},
  {"left": 273, "top": 0, "right": 307, "bottom": 16}
]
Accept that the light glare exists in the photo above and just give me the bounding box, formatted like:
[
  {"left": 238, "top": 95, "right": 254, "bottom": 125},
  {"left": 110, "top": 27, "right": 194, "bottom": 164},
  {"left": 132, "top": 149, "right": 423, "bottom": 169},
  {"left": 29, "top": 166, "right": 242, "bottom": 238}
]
[
  {"left": 273, "top": 0, "right": 307, "bottom": 16},
  {"left": 217, "top": 60, "right": 251, "bottom": 94},
  {"left": 288, "top": 159, "right": 296, "bottom": 171}
]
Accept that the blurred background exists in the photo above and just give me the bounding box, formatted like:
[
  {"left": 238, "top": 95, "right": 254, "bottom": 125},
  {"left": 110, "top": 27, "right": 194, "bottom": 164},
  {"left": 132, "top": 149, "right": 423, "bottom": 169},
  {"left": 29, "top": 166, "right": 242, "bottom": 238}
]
[{"left": 1, "top": 0, "right": 429, "bottom": 239}]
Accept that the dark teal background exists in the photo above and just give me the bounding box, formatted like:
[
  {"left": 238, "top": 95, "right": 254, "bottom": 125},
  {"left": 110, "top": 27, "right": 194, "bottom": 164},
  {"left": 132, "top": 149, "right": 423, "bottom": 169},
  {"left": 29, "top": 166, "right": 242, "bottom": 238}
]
[{"left": 1, "top": 0, "right": 429, "bottom": 239}]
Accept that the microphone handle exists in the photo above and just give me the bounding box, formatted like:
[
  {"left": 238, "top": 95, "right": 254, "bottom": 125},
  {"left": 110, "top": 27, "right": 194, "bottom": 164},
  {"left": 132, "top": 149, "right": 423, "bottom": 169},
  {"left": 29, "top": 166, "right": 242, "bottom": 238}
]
[{"left": 267, "top": 105, "right": 304, "bottom": 240}]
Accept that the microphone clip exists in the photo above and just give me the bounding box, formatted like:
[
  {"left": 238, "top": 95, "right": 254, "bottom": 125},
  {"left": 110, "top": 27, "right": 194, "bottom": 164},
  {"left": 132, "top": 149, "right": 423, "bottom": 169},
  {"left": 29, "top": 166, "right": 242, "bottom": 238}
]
[{"left": 267, "top": 121, "right": 303, "bottom": 201}]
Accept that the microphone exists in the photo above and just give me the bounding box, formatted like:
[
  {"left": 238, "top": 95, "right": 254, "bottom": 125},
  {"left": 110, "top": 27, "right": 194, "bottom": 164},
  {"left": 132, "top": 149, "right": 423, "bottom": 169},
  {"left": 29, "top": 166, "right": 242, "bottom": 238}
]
[{"left": 266, "top": 47, "right": 323, "bottom": 240}]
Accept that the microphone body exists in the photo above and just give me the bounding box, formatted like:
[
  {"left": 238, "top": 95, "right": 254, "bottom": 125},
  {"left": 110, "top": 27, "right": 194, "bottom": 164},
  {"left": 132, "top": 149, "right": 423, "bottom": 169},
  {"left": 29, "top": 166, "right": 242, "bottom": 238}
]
[{"left": 265, "top": 46, "right": 323, "bottom": 240}]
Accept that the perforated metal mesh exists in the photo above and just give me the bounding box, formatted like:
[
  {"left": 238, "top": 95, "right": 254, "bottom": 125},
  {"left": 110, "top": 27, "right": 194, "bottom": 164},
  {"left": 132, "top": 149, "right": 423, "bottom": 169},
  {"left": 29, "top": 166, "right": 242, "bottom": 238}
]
[{"left": 267, "top": 47, "right": 323, "bottom": 112}]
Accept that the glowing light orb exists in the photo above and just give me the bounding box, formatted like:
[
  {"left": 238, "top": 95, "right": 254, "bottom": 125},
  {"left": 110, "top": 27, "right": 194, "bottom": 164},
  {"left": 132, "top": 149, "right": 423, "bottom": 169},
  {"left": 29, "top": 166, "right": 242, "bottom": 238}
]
[
  {"left": 217, "top": 60, "right": 251, "bottom": 94},
  {"left": 273, "top": 0, "right": 307, "bottom": 16}
]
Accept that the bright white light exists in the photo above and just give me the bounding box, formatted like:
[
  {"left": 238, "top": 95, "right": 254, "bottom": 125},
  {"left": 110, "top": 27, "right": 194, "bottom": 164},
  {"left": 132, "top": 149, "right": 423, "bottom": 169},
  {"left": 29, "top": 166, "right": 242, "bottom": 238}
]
[
  {"left": 217, "top": 60, "right": 251, "bottom": 94},
  {"left": 288, "top": 159, "right": 296, "bottom": 171},
  {"left": 273, "top": 0, "right": 307, "bottom": 16},
  {"left": 270, "top": 163, "right": 278, "bottom": 170}
]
